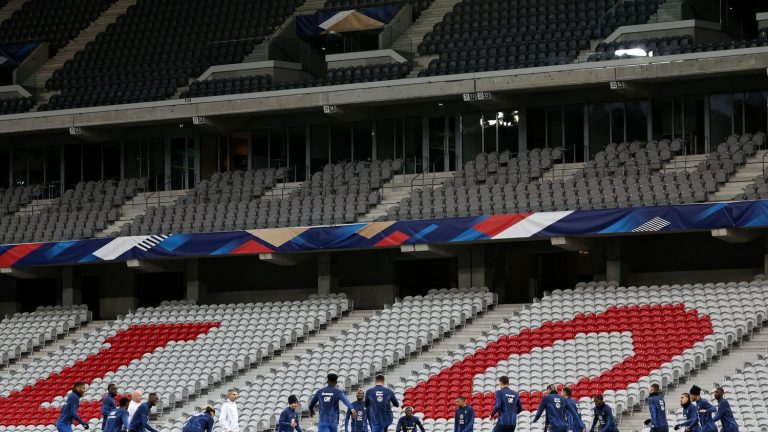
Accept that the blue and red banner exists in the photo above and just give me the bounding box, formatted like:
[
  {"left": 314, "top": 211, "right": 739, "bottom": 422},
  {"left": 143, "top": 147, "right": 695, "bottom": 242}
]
[{"left": 1, "top": 200, "right": 767, "bottom": 268}]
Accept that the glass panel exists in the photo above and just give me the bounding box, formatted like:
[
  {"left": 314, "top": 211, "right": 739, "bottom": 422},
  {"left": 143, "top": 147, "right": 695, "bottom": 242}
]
[
  {"left": 310, "top": 124, "right": 329, "bottom": 174},
  {"left": 684, "top": 95, "right": 707, "bottom": 154},
  {"left": 269, "top": 129, "right": 287, "bottom": 168},
  {"left": 45, "top": 145, "right": 60, "bottom": 193},
  {"left": 547, "top": 107, "right": 563, "bottom": 149},
  {"left": 148, "top": 138, "right": 165, "bottom": 191},
  {"left": 0, "top": 148, "right": 8, "bottom": 189},
  {"left": 611, "top": 102, "right": 625, "bottom": 143},
  {"left": 733, "top": 93, "right": 744, "bottom": 135},
  {"left": 353, "top": 121, "right": 373, "bottom": 162},
  {"left": 103, "top": 142, "right": 120, "bottom": 181},
  {"left": 527, "top": 108, "right": 547, "bottom": 149},
  {"left": 217, "top": 135, "right": 229, "bottom": 172},
  {"left": 625, "top": 100, "right": 648, "bottom": 142},
  {"left": 482, "top": 112, "right": 496, "bottom": 152},
  {"left": 498, "top": 111, "right": 519, "bottom": 153},
  {"left": 673, "top": 97, "right": 684, "bottom": 139},
  {"left": 289, "top": 126, "right": 307, "bottom": 181},
  {"left": 745, "top": 91, "right": 767, "bottom": 136},
  {"left": 588, "top": 103, "right": 610, "bottom": 159},
  {"left": 199, "top": 134, "right": 218, "bottom": 180},
  {"left": 82, "top": 143, "right": 102, "bottom": 181},
  {"left": 461, "top": 113, "right": 482, "bottom": 164},
  {"left": 229, "top": 132, "right": 249, "bottom": 171},
  {"left": 124, "top": 140, "right": 142, "bottom": 179},
  {"left": 330, "top": 124, "right": 351, "bottom": 163},
  {"left": 170, "top": 137, "right": 187, "bottom": 190},
  {"left": 63, "top": 145, "right": 81, "bottom": 189},
  {"left": 376, "top": 119, "right": 395, "bottom": 161},
  {"left": 447, "top": 116, "right": 456, "bottom": 171},
  {"left": 28, "top": 147, "right": 43, "bottom": 186},
  {"left": 428, "top": 117, "right": 445, "bottom": 172},
  {"left": 564, "top": 104, "right": 584, "bottom": 163},
  {"left": 251, "top": 130, "right": 269, "bottom": 170},
  {"left": 12, "top": 148, "right": 27, "bottom": 186},
  {"left": 652, "top": 98, "right": 674, "bottom": 141},
  {"left": 709, "top": 94, "right": 733, "bottom": 148},
  {"left": 403, "top": 117, "right": 422, "bottom": 173}
]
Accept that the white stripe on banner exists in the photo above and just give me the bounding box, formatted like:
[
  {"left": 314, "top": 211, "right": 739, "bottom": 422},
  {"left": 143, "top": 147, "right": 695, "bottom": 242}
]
[
  {"left": 92, "top": 236, "right": 158, "bottom": 260},
  {"left": 492, "top": 211, "right": 574, "bottom": 239},
  {"left": 632, "top": 217, "right": 671, "bottom": 232}
]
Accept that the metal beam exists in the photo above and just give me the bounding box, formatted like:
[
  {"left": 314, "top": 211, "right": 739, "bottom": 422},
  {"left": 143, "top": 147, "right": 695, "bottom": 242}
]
[
  {"left": 258, "top": 253, "right": 306, "bottom": 266},
  {"left": 711, "top": 228, "right": 761, "bottom": 243},
  {"left": 400, "top": 244, "right": 453, "bottom": 258},
  {"left": 126, "top": 259, "right": 167, "bottom": 272},
  {"left": 0, "top": 267, "right": 59, "bottom": 279},
  {"left": 550, "top": 236, "right": 593, "bottom": 252}
]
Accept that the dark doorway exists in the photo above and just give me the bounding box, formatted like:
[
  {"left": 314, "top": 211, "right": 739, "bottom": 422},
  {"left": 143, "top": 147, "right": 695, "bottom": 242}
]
[
  {"left": 135, "top": 272, "right": 185, "bottom": 307},
  {"left": 395, "top": 257, "right": 457, "bottom": 296},
  {"left": 81, "top": 274, "right": 101, "bottom": 319},
  {"left": 18, "top": 278, "right": 59, "bottom": 312}
]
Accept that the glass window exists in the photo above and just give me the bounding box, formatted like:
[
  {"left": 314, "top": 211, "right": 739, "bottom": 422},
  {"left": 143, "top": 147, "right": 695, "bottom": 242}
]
[
  {"left": 0, "top": 148, "right": 8, "bottom": 188},
  {"left": 217, "top": 135, "right": 229, "bottom": 172},
  {"left": 82, "top": 143, "right": 102, "bottom": 181},
  {"left": 461, "top": 113, "right": 482, "bottom": 164},
  {"left": 353, "top": 121, "right": 373, "bottom": 162},
  {"left": 403, "top": 117, "right": 422, "bottom": 173},
  {"left": 428, "top": 117, "right": 446, "bottom": 171},
  {"left": 310, "top": 124, "right": 329, "bottom": 174},
  {"left": 709, "top": 94, "right": 733, "bottom": 147},
  {"left": 376, "top": 119, "right": 395, "bottom": 161},
  {"left": 684, "top": 95, "right": 707, "bottom": 154},
  {"left": 527, "top": 108, "right": 546, "bottom": 149},
  {"left": 289, "top": 126, "right": 307, "bottom": 181},
  {"left": 497, "top": 111, "right": 519, "bottom": 153},
  {"left": 199, "top": 134, "right": 218, "bottom": 180},
  {"left": 12, "top": 148, "right": 27, "bottom": 186},
  {"left": 63, "top": 144, "right": 81, "bottom": 189},
  {"left": 547, "top": 107, "right": 563, "bottom": 149},
  {"left": 148, "top": 138, "right": 165, "bottom": 191},
  {"left": 626, "top": 100, "right": 648, "bottom": 142},
  {"left": 447, "top": 116, "right": 456, "bottom": 171},
  {"left": 482, "top": 112, "right": 497, "bottom": 152},
  {"left": 652, "top": 98, "right": 674, "bottom": 141},
  {"left": 124, "top": 139, "right": 142, "bottom": 179},
  {"left": 330, "top": 124, "right": 351, "bottom": 163},
  {"left": 28, "top": 147, "right": 44, "bottom": 185},
  {"left": 611, "top": 102, "right": 625, "bottom": 143},
  {"left": 588, "top": 103, "right": 610, "bottom": 158},
  {"left": 269, "top": 129, "right": 287, "bottom": 169},
  {"left": 564, "top": 104, "right": 584, "bottom": 163},
  {"left": 103, "top": 142, "right": 120, "bottom": 180},
  {"left": 45, "top": 145, "right": 60, "bottom": 192},
  {"left": 745, "top": 91, "right": 767, "bottom": 135},
  {"left": 251, "top": 130, "right": 269, "bottom": 170},
  {"left": 733, "top": 93, "right": 744, "bottom": 135},
  {"left": 230, "top": 132, "right": 249, "bottom": 171}
]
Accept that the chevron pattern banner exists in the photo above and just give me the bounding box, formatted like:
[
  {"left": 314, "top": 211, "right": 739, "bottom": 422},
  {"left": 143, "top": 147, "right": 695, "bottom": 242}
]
[{"left": 1, "top": 200, "right": 766, "bottom": 268}]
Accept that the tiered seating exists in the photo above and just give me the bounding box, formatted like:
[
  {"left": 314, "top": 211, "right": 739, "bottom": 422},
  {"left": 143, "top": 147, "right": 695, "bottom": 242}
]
[
  {"left": 41, "top": 0, "right": 303, "bottom": 110},
  {"left": 180, "top": 63, "right": 411, "bottom": 99},
  {"left": 588, "top": 34, "right": 768, "bottom": 62},
  {"left": 398, "top": 280, "right": 768, "bottom": 432},
  {"left": 0, "top": 0, "right": 117, "bottom": 56},
  {"left": 0, "top": 97, "right": 35, "bottom": 115},
  {"left": 0, "top": 296, "right": 350, "bottom": 428},
  {"left": 419, "top": 0, "right": 661, "bottom": 76},
  {"left": 0, "top": 178, "right": 144, "bottom": 244},
  {"left": 162, "top": 288, "right": 494, "bottom": 432},
  {"left": 0, "top": 306, "right": 89, "bottom": 366},
  {"left": 0, "top": 185, "right": 40, "bottom": 215},
  {"left": 321, "top": 0, "right": 432, "bottom": 18}
]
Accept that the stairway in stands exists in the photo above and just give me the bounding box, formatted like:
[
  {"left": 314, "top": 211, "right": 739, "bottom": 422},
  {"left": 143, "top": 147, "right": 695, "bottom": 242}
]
[
  {"left": 390, "top": 0, "right": 463, "bottom": 77},
  {"left": 95, "top": 189, "right": 189, "bottom": 238},
  {"left": 242, "top": 0, "right": 327, "bottom": 62},
  {"left": 160, "top": 310, "right": 377, "bottom": 425},
  {"left": 22, "top": 0, "right": 139, "bottom": 109},
  {"left": 359, "top": 171, "right": 454, "bottom": 222},
  {"left": 0, "top": 320, "right": 110, "bottom": 379},
  {"left": 619, "top": 328, "right": 768, "bottom": 432},
  {"left": 648, "top": 0, "right": 684, "bottom": 23},
  {"left": 708, "top": 149, "right": 768, "bottom": 201}
]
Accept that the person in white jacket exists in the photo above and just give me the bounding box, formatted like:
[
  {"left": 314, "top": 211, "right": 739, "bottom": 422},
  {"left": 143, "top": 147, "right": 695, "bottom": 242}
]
[
  {"left": 127, "top": 390, "right": 143, "bottom": 424},
  {"left": 219, "top": 389, "right": 240, "bottom": 432}
]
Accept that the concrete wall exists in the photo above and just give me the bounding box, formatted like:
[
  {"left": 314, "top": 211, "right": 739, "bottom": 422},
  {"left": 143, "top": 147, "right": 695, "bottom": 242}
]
[
  {"left": 379, "top": 4, "right": 413, "bottom": 50},
  {"left": 100, "top": 263, "right": 136, "bottom": 318},
  {"left": 608, "top": 20, "right": 726, "bottom": 44}
]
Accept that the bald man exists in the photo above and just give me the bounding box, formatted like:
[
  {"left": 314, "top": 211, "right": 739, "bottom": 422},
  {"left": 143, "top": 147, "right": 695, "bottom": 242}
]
[{"left": 127, "top": 391, "right": 143, "bottom": 424}]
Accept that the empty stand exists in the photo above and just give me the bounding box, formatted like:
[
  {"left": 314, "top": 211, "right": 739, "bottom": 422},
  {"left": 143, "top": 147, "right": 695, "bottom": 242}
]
[
  {"left": 0, "top": 178, "right": 144, "bottom": 244},
  {"left": 0, "top": 184, "right": 40, "bottom": 216},
  {"left": 41, "top": 0, "right": 304, "bottom": 110},
  {"left": 0, "top": 96, "right": 33, "bottom": 115},
  {"left": 0, "top": 306, "right": 89, "bottom": 367}
]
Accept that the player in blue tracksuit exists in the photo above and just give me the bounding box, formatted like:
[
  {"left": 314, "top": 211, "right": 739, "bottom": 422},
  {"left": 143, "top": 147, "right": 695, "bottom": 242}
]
[
  {"left": 454, "top": 396, "right": 474, "bottom": 432},
  {"left": 366, "top": 375, "right": 399, "bottom": 432},
  {"left": 647, "top": 384, "right": 669, "bottom": 432},
  {"left": 309, "top": 373, "right": 357, "bottom": 432},
  {"left": 533, "top": 385, "right": 581, "bottom": 432},
  {"left": 561, "top": 387, "right": 585, "bottom": 432},
  {"left": 490, "top": 376, "right": 522, "bottom": 432},
  {"left": 396, "top": 407, "right": 425, "bottom": 432},
  {"left": 182, "top": 407, "right": 215, "bottom": 432},
  {"left": 56, "top": 382, "right": 89, "bottom": 432},
  {"left": 128, "top": 393, "right": 159, "bottom": 432},
  {"left": 589, "top": 395, "right": 618, "bottom": 432},
  {"left": 712, "top": 388, "right": 738, "bottom": 432},
  {"left": 102, "top": 384, "right": 118, "bottom": 431},
  {"left": 104, "top": 397, "right": 130, "bottom": 432},
  {"left": 674, "top": 393, "right": 698, "bottom": 432},
  {"left": 279, "top": 395, "right": 304, "bottom": 432},
  {"left": 689, "top": 386, "right": 715, "bottom": 432},
  {"left": 346, "top": 390, "right": 368, "bottom": 432}
]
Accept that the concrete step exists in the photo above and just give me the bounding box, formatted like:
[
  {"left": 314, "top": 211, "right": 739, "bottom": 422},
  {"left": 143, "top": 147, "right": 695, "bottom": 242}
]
[
  {"left": 15, "top": 198, "right": 55, "bottom": 215},
  {"left": 358, "top": 172, "right": 455, "bottom": 222},
  {"left": 659, "top": 154, "right": 707, "bottom": 174},
  {"left": 160, "top": 310, "right": 377, "bottom": 423},
  {"left": 619, "top": 324, "right": 768, "bottom": 432},
  {"left": 243, "top": 0, "right": 325, "bottom": 63},
  {"left": 94, "top": 190, "right": 189, "bottom": 238},
  {"left": 21, "top": 0, "right": 138, "bottom": 89},
  {"left": 0, "top": 320, "right": 110, "bottom": 378},
  {"left": 391, "top": 0, "right": 463, "bottom": 55},
  {"left": 260, "top": 182, "right": 301, "bottom": 201},
  {"left": 539, "top": 162, "right": 585, "bottom": 182},
  {"left": 707, "top": 150, "right": 768, "bottom": 202}
]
